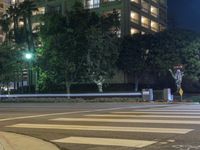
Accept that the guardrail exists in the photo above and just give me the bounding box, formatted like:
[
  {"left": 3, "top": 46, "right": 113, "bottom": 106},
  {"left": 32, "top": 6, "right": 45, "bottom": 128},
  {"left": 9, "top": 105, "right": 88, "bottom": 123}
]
[{"left": 0, "top": 92, "right": 142, "bottom": 98}]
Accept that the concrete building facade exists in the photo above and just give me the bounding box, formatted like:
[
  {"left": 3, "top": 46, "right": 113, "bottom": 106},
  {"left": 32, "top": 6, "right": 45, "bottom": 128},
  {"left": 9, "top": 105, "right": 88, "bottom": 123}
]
[
  {"left": 7, "top": 0, "right": 167, "bottom": 37},
  {"left": 0, "top": 0, "right": 10, "bottom": 42}
]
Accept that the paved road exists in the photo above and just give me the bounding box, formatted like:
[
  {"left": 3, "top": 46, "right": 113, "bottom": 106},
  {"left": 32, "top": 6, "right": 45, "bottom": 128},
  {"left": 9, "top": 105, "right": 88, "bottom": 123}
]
[{"left": 0, "top": 102, "right": 200, "bottom": 150}]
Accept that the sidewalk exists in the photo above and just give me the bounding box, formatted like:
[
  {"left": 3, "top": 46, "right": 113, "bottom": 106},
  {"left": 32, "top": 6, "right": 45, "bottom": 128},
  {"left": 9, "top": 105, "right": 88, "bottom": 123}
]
[{"left": 0, "top": 132, "right": 60, "bottom": 150}]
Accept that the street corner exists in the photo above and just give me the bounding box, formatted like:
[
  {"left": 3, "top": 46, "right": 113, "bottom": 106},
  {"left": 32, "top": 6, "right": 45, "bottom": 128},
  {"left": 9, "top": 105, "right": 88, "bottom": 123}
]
[{"left": 0, "top": 131, "right": 60, "bottom": 150}]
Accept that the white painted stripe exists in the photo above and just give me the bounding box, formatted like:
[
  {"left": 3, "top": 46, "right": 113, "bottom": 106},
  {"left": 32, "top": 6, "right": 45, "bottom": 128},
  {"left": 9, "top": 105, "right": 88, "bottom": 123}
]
[
  {"left": 52, "top": 118, "right": 200, "bottom": 125},
  {"left": 7, "top": 124, "right": 193, "bottom": 134},
  {"left": 133, "top": 110, "right": 200, "bottom": 112},
  {"left": 0, "top": 106, "right": 140, "bottom": 122},
  {"left": 86, "top": 114, "right": 200, "bottom": 119},
  {"left": 52, "top": 136, "right": 157, "bottom": 148},
  {"left": 112, "top": 112, "right": 200, "bottom": 115}
]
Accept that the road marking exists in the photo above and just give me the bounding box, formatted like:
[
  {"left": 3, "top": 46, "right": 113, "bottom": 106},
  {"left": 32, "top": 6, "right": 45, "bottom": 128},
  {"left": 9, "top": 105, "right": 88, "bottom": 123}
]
[
  {"left": 7, "top": 124, "right": 193, "bottom": 134},
  {"left": 52, "top": 136, "right": 157, "bottom": 148},
  {"left": 86, "top": 114, "right": 200, "bottom": 119},
  {"left": 134, "top": 110, "right": 200, "bottom": 112},
  {"left": 112, "top": 112, "right": 200, "bottom": 115},
  {"left": 51, "top": 118, "right": 200, "bottom": 125},
  {"left": 0, "top": 106, "right": 144, "bottom": 122}
]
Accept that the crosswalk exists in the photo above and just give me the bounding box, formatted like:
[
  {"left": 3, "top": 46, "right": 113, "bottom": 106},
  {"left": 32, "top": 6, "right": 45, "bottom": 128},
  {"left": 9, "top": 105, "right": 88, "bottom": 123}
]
[{"left": 6, "top": 108, "right": 200, "bottom": 149}]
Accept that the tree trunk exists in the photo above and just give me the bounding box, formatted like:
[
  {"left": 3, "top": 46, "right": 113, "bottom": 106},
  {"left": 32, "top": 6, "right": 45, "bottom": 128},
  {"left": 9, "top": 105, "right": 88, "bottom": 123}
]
[
  {"left": 7, "top": 83, "right": 9, "bottom": 95},
  {"left": 65, "top": 82, "right": 71, "bottom": 99},
  {"left": 27, "top": 15, "right": 35, "bottom": 52},
  {"left": 97, "top": 82, "right": 103, "bottom": 93},
  {"left": 134, "top": 75, "right": 139, "bottom": 92}
]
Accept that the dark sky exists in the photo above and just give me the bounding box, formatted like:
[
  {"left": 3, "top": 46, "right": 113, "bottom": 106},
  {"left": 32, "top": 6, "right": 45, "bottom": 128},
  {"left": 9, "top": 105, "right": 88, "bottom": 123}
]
[{"left": 168, "top": 0, "right": 200, "bottom": 32}]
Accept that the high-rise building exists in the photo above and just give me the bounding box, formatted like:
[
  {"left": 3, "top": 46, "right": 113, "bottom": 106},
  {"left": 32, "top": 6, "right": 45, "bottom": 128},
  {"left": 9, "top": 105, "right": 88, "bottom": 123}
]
[
  {"left": 6, "top": 0, "right": 167, "bottom": 37},
  {"left": 35, "top": 0, "right": 167, "bottom": 36},
  {"left": 0, "top": 0, "right": 10, "bottom": 42},
  {"left": 82, "top": 0, "right": 167, "bottom": 36}
]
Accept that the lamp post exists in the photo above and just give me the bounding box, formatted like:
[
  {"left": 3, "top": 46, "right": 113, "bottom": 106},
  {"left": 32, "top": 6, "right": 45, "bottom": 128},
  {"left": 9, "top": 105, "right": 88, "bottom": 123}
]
[{"left": 24, "top": 52, "right": 33, "bottom": 93}]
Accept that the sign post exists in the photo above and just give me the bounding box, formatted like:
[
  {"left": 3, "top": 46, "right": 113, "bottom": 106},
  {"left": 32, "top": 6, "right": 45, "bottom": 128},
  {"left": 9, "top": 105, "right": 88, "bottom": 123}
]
[{"left": 179, "top": 88, "right": 183, "bottom": 101}]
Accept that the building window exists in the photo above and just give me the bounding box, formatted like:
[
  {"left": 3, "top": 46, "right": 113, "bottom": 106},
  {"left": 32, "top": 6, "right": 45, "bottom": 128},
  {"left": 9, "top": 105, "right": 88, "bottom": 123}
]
[
  {"left": 102, "top": 0, "right": 116, "bottom": 2},
  {"left": 11, "top": 0, "right": 24, "bottom": 4},
  {"left": 160, "top": 0, "right": 167, "bottom": 6},
  {"left": 32, "top": 7, "right": 45, "bottom": 15},
  {"left": 141, "top": 0, "right": 149, "bottom": 13},
  {"left": 152, "top": 0, "right": 158, "bottom": 3},
  {"left": 131, "top": 28, "right": 139, "bottom": 35},
  {"left": 84, "top": 0, "right": 100, "bottom": 9},
  {"left": 141, "top": 16, "right": 149, "bottom": 28},
  {"left": 160, "top": 24, "right": 166, "bottom": 31},
  {"left": 130, "top": 11, "right": 139, "bottom": 24},
  {"left": 151, "top": 21, "right": 159, "bottom": 32},
  {"left": 151, "top": 5, "right": 158, "bottom": 17},
  {"left": 131, "top": 0, "right": 139, "bottom": 4}
]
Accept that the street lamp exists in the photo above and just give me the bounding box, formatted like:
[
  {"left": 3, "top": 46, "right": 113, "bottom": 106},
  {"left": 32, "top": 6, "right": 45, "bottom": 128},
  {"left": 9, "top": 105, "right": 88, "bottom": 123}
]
[
  {"left": 24, "top": 52, "right": 33, "bottom": 93},
  {"left": 25, "top": 53, "right": 33, "bottom": 60}
]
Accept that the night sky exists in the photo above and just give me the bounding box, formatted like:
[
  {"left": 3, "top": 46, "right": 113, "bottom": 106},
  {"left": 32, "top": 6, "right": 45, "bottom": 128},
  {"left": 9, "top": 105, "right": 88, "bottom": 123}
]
[{"left": 168, "top": 0, "right": 200, "bottom": 32}]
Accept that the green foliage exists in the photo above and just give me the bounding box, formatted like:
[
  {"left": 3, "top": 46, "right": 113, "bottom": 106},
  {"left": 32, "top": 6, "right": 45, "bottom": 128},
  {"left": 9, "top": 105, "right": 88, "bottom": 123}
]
[
  {"left": 0, "top": 44, "right": 21, "bottom": 90},
  {"left": 38, "top": 6, "right": 91, "bottom": 93},
  {"left": 86, "top": 27, "right": 119, "bottom": 92},
  {"left": 119, "top": 29, "right": 200, "bottom": 91},
  {"left": 38, "top": 2, "right": 120, "bottom": 93},
  {"left": 179, "top": 39, "right": 200, "bottom": 80},
  {"left": 119, "top": 34, "right": 153, "bottom": 75},
  {"left": 151, "top": 29, "right": 200, "bottom": 80}
]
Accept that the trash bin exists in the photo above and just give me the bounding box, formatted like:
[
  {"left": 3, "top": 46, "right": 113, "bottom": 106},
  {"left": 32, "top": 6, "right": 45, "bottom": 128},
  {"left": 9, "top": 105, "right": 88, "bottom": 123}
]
[{"left": 142, "top": 89, "right": 153, "bottom": 101}]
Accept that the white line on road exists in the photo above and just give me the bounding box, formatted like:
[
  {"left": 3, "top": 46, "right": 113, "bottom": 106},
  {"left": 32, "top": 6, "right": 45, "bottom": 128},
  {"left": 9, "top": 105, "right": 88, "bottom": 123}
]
[
  {"left": 133, "top": 110, "right": 200, "bottom": 112},
  {"left": 7, "top": 124, "right": 193, "bottom": 134},
  {"left": 112, "top": 112, "right": 200, "bottom": 115},
  {"left": 0, "top": 106, "right": 154, "bottom": 122},
  {"left": 51, "top": 118, "right": 200, "bottom": 125},
  {"left": 86, "top": 114, "right": 200, "bottom": 119},
  {"left": 52, "top": 136, "right": 157, "bottom": 148}
]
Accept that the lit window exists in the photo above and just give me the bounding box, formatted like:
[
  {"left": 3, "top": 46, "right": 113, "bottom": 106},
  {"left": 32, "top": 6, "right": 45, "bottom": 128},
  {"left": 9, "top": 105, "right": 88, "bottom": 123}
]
[
  {"left": 141, "top": 0, "right": 149, "bottom": 13},
  {"left": 151, "top": 6, "right": 158, "bottom": 17},
  {"left": 131, "top": 28, "right": 139, "bottom": 35},
  {"left": 141, "top": 16, "right": 149, "bottom": 28},
  {"left": 84, "top": 0, "right": 100, "bottom": 9},
  {"left": 130, "top": 11, "right": 139, "bottom": 24},
  {"left": 131, "top": 0, "right": 139, "bottom": 4},
  {"left": 151, "top": 21, "right": 159, "bottom": 32},
  {"left": 32, "top": 7, "right": 45, "bottom": 15}
]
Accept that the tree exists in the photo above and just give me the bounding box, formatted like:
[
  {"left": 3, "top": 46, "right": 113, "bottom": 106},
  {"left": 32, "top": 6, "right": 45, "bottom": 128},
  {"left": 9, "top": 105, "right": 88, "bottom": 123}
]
[
  {"left": 19, "top": 0, "right": 38, "bottom": 52},
  {"left": 119, "top": 34, "right": 153, "bottom": 91},
  {"left": 151, "top": 29, "right": 200, "bottom": 79},
  {"left": 0, "top": 44, "right": 21, "bottom": 94},
  {"left": 0, "top": 14, "right": 11, "bottom": 42},
  {"left": 181, "top": 39, "right": 200, "bottom": 80},
  {"left": 38, "top": 9, "right": 88, "bottom": 95},
  {"left": 86, "top": 28, "right": 119, "bottom": 92},
  {"left": 6, "top": 4, "right": 21, "bottom": 43},
  {"left": 38, "top": 1, "right": 120, "bottom": 94},
  {"left": 145, "top": 29, "right": 200, "bottom": 91}
]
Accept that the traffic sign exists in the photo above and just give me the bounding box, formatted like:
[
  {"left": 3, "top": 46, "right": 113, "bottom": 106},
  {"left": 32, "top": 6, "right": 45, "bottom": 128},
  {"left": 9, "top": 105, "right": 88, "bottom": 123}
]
[{"left": 179, "top": 88, "right": 183, "bottom": 96}]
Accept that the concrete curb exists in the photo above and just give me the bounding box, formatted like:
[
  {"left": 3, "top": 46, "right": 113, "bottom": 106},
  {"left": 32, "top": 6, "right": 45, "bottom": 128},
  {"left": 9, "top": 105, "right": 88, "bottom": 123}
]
[{"left": 0, "top": 132, "right": 60, "bottom": 150}]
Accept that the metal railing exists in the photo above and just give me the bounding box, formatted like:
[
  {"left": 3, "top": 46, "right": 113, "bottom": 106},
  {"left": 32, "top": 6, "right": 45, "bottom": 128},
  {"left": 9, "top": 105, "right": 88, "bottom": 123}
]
[{"left": 0, "top": 92, "right": 142, "bottom": 98}]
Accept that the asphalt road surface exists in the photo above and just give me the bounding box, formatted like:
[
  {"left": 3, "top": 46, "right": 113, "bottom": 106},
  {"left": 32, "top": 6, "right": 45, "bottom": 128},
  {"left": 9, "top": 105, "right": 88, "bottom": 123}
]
[{"left": 0, "top": 102, "right": 200, "bottom": 150}]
